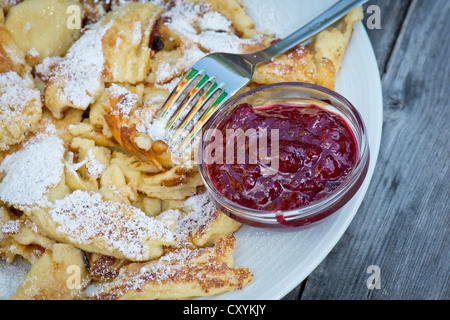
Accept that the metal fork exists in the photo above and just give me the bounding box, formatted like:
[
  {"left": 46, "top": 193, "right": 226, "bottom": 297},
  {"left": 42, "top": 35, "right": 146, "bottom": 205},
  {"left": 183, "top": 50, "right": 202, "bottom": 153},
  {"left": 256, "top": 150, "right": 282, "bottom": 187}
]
[{"left": 156, "top": 0, "right": 367, "bottom": 154}]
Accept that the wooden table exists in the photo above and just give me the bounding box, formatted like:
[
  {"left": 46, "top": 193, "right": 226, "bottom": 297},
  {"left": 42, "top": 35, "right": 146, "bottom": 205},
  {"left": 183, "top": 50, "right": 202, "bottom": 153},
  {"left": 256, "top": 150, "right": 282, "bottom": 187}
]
[{"left": 283, "top": 0, "right": 449, "bottom": 300}]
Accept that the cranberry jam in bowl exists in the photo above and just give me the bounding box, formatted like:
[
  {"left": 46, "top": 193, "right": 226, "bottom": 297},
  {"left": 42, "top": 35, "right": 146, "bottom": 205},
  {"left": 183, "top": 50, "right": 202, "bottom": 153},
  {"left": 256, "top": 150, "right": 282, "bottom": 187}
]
[{"left": 197, "top": 82, "right": 370, "bottom": 228}]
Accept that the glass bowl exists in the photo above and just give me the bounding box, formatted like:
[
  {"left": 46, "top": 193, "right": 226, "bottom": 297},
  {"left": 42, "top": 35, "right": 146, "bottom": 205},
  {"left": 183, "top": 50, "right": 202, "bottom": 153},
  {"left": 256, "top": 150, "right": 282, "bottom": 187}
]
[{"left": 197, "top": 82, "right": 370, "bottom": 228}]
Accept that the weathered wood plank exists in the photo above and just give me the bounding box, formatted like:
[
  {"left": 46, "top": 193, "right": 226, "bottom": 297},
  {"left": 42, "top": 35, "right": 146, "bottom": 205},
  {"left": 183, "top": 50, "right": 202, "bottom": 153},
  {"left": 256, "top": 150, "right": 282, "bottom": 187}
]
[
  {"left": 299, "top": 0, "right": 450, "bottom": 299},
  {"left": 281, "top": 282, "right": 303, "bottom": 300},
  {"left": 363, "top": 0, "right": 412, "bottom": 76}
]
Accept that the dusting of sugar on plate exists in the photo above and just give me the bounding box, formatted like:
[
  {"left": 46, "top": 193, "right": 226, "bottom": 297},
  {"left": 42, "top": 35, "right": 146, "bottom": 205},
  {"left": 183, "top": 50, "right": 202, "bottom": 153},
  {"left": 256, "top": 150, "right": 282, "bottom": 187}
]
[{"left": 0, "top": 258, "right": 29, "bottom": 300}]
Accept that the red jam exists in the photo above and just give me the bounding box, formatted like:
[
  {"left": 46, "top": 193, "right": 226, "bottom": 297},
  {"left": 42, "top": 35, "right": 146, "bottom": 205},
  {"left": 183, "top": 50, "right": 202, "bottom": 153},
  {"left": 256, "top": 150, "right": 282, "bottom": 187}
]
[{"left": 205, "top": 103, "right": 358, "bottom": 211}]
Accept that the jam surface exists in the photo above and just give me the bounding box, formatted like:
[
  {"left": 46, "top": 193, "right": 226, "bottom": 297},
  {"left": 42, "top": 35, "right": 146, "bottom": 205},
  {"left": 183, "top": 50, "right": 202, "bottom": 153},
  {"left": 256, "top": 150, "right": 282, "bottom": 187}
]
[{"left": 205, "top": 103, "right": 358, "bottom": 211}]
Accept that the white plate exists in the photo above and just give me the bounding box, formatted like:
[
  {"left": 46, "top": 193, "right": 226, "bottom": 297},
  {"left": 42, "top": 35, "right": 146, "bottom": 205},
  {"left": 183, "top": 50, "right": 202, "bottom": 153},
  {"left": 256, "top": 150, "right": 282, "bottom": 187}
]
[{"left": 0, "top": 0, "right": 383, "bottom": 300}]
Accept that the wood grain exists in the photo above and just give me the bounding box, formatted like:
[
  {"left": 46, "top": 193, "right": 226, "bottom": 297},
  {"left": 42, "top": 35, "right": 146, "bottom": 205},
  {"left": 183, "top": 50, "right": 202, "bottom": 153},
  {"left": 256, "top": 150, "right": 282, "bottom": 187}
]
[{"left": 364, "top": 0, "right": 412, "bottom": 75}]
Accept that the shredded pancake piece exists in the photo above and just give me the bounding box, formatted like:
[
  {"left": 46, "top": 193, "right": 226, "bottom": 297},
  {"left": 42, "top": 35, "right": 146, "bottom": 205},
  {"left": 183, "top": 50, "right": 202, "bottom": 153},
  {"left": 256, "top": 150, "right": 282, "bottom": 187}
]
[
  {"left": 90, "top": 235, "right": 252, "bottom": 300},
  {"left": 41, "top": 190, "right": 179, "bottom": 261}
]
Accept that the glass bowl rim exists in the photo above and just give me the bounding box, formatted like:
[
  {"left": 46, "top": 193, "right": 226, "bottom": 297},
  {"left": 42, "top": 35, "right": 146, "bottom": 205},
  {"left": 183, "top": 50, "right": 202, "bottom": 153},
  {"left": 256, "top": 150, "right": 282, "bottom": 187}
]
[{"left": 197, "top": 81, "right": 370, "bottom": 227}]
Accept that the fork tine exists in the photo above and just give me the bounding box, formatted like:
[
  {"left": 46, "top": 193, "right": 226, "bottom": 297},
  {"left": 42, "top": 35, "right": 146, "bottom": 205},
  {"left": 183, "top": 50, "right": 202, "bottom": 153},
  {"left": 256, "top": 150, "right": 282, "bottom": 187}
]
[
  {"left": 165, "top": 72, "right": 210, "bottom": 131},
  {"left": 175, "top": 88, "right": 229, "bottom": 153},
  {"left": 169, "top": 80, "right": 219, "bottom": 144},
  {"left": 156, "top": 68, "right": 200, "bottom": 121}
]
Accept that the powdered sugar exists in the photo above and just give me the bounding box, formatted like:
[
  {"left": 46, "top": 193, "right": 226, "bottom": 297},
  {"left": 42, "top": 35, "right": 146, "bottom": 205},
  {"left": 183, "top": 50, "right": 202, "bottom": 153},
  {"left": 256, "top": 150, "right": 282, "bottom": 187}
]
[
  {"left": 0, "top": 258, "right": 29, "bottom": 300},
  {"left": 163, "top": 1, "right": 207, "bottom": 35},
  {"left": 34, "top": 56, "right": 64, "bottom": 81},
  {"left": 1, "top": 44, "right": 23, "bottom": 67},
  {"left": 140, "top": 116, "right": 171, "bottom": 143},
  {"left": 107, "top": 83, "right": 130, "bottom": 98},
  {"left": 131, "top": 20, "right": 142, "bottom": 45},
  {"left": 196, "top": 30, "right": 254, "bottom": 53},
  {"left": 198, "top": 11, "right": 232, "bottom": 32},
  {"left": 177, "top": 193, "right": 217, "bottom": 239},
  {"left": 26, "top": 48, "right": 39, "bottom": 58},
  {"left": 90, "top": 192, "right": 224, "bottom": 298},
  {"left": 107, "top": 84, "right": 139, "bottom": 117},
  {"left": 137, "top": 245, "right": 207, "bottom": 282},
  {"left": 134, "top": 94, "right": 166, "bottom": 132},
  {"left": 152, "top": 0, "right": 258, "bottom": 86},
  {"left": 142, "top": 1, "right": 262, "bottom": 144},
  {"left": 50, "top": 190, "right": 178, "bottom": 261},
  {"left": 0, "top": 134, "right": 65, "bottom": 210},
  {"left": 39, "top": 21, "right": 112, "bottom": 109},
  {"left": 163, "top": 1, "right": 260, "bottom": 54},
  {"left": 0, "top": 71, "right": 41, "bottom": 122},
  {"left": 1, "top": 0, "right": 250, "bottom": 299},
  {"left": 1, "top": 220, "right": 20, "bottom": 235},
  {"left": 142, "top": 50, "right": 205, "bottom": 144},
  {"left": 159, "top": 193, "right": 217, "bottom": 246},
  {"left": 154, "top": 76, "right": 182, "bottom": 92},
  {"left": 154, "top": 46, "right": 206, "bottom": 84},
  {"left": 109, "top": 0, "right": 165, "bottom": 10},
  {"left": 85, "top": 149, "right": 107, "bottom": 178}
]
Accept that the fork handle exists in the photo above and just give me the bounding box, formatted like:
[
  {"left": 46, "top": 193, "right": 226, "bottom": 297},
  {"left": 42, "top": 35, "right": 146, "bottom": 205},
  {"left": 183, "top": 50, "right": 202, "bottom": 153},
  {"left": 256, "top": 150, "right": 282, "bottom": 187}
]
[{"left": 242, "top": 0, "right": 367, "bottom": 65}]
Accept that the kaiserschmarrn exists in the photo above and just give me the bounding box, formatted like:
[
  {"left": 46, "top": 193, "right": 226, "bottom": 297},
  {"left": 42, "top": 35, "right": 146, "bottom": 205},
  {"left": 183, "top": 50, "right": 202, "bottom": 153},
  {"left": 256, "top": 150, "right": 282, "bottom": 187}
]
[{"left": 0, "top": 0, "right": 362, "bottom": 300}]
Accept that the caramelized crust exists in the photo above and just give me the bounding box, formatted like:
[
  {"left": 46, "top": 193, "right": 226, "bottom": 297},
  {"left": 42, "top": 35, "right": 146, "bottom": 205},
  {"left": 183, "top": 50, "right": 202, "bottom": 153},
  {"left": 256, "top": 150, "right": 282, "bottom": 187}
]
[
  {"left": 0, "top": 24, "right": 30, "bottom": 76},
  {"left": 105, "top": 113, "right": 166, "bottom": 170},
  {"left": 89, "top": 253, "right": 130, "bottom": 281},
  {"left": 91, "top": 235, "right": 253, "bottom": 300},
  {"left": 253, "top": 6, "right": 363, "bottom": 90},
  {"left": 253, "top": 45, "right": 330, "bottom": 87}
]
